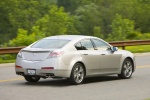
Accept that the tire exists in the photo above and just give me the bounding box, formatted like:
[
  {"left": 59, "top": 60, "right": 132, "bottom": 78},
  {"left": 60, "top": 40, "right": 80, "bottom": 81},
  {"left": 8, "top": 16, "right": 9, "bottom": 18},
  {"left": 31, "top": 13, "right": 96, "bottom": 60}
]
[
  {"left": 24, "top": 76, "right": 40, "bottom": 82},
  {"left": 70, "top": 63, "right": 85, "bottom": 85},
  {"left": 118, "top": 58, "right": 133, "bottom": 79}
]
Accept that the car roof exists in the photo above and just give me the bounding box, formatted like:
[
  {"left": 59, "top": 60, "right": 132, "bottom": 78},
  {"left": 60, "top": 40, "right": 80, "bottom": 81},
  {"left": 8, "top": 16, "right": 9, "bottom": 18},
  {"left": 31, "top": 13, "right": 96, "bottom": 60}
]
[{"left": 44, "top": 35, "right": 97, "bottom": 41}]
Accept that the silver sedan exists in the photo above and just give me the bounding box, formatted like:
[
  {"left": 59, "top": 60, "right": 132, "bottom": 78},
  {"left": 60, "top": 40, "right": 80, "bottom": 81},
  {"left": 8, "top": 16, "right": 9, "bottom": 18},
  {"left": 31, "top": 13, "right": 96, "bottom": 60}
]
[{"left": 15, "top": 35, "right": 136, "bottom": 85}]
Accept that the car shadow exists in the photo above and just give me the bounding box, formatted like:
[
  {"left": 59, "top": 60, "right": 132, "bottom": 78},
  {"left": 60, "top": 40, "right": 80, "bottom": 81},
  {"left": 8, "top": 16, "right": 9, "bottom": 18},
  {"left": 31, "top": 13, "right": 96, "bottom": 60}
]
[
  {"left": 24, "top": 78, "right": 71, "bottom": 87},
  {"left": 83, "top": 75, "right": 121, "bottom": 84},
  {"left": 16, "top": 75, "right": 122, "bottom": 87}
]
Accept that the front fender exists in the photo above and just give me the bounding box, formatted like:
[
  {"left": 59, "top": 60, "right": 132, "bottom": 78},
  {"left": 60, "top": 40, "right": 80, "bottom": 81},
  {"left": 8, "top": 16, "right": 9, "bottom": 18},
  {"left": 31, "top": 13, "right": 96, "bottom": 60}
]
[{"left": 115, "top": 50, "right": 135, "bottom": 74}]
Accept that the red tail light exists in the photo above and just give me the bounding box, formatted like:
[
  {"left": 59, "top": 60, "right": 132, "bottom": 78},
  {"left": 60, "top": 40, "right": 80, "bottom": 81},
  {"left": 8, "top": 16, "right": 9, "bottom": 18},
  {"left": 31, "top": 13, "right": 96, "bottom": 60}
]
[
  {"left": 16, "top": 65, "right": 22, "bottom": 68},
  {"left": 48, "top": 51, "right": 64, "bottom": 58}
]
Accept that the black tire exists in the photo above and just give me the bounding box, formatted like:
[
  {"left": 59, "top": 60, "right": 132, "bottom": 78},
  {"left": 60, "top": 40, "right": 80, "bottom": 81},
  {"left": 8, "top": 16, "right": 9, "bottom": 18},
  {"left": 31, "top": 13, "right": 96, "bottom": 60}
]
[
  {"left": 70, "top": 63, "right": 85, "bottom": 85},
  {"left": 118, "top": 58, "right": 133, "bottom": 79},
  {"left": 24, "top": 76, "right": 40, "bottom": 82}
]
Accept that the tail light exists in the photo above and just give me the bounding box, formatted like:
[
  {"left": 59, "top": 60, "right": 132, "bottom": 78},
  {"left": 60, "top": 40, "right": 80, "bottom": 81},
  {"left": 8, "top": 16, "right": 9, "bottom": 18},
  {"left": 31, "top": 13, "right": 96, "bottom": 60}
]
[
  {"left": 47, "top": 51, "right": 64, "bottom": 58},
  {"left": 16, "top": 65, "right": 22, "bottom": 68}
]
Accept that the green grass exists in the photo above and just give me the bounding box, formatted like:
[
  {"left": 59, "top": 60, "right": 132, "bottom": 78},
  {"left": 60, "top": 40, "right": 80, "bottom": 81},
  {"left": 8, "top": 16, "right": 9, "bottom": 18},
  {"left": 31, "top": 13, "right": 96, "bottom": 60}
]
[
  {"left": 121, "top": 45, "right": 150, "bottom": 53},
  {"left": 0, "top": 59, "right": 15, "bottom": 64},
  {"left": 144, "top": 99, "right": 150, "bottom": 100},
  {"left": 0, "top": 54, "right": 16, "bottom": 64}
]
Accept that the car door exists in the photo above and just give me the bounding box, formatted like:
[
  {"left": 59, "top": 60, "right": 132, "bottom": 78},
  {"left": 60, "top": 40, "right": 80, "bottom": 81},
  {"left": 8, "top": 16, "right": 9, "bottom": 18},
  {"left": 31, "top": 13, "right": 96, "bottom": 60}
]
[
  {"left": 75, "top": 39, "right": 101, "bottom": 75},
  {"left": 91, "top": 38, "right": 122, "bottom": 74}
]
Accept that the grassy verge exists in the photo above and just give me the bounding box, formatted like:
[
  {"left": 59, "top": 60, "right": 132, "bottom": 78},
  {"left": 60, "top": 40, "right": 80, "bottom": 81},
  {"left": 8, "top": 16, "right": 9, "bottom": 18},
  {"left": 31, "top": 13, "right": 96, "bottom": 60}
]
[
  {"left": 124, "top": 45, "right": 150, "bottom": 53},
  {"left": 0, "top": 54, "right": 16, "bottom": 64},
  {"left": 0, "top": 60, "right": 16, "bottom": 64}
]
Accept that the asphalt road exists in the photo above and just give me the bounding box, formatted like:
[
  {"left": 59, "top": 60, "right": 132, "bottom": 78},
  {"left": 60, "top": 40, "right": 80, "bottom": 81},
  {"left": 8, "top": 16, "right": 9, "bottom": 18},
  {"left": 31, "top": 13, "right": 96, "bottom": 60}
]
[{"left": 0, "top": 53, "right": 150, "bottom": 100}]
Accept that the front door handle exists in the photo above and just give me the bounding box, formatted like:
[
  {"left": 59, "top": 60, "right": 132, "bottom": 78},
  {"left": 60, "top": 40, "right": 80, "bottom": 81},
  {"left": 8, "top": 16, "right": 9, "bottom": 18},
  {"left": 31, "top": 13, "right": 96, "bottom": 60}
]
[
  {"left": 83, "top": 54, "right": 88, "bottom": 55},
  {"left": 101, "top": 54, "right": 105, "bottom": 55}
]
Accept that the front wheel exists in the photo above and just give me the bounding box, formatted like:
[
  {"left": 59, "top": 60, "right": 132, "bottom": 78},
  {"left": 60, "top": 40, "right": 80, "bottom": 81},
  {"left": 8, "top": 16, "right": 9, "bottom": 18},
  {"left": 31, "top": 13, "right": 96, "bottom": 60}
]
[
  {"left": 70, "top": 63, "right": 85, "bottom": 85},
  {"left": 24, "top": 76, "right": 40, "bottom": 82},
  {"left": 118, "top": 58, "right": 133, "bottom": 79}
]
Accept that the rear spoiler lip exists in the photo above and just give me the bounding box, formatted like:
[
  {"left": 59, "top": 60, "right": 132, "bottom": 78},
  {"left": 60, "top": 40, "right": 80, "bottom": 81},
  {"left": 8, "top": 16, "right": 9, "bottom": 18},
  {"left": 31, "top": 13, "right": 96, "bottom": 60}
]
[{"left": 21, "top": 47, "right": 58, "bottom": 52}]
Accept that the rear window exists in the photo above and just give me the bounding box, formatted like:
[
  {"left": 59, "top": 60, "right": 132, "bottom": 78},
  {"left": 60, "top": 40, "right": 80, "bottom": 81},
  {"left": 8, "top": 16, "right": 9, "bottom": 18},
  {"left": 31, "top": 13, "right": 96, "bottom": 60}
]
[{"left": 31, "top": 39, "right": 70, "bottom": 49}]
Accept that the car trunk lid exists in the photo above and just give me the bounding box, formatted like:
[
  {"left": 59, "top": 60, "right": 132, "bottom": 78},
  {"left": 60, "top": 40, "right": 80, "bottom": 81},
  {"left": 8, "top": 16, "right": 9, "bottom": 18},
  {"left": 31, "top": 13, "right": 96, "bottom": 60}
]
[{"left": 21, "top": 48, "right": 53, "bottom": 61}]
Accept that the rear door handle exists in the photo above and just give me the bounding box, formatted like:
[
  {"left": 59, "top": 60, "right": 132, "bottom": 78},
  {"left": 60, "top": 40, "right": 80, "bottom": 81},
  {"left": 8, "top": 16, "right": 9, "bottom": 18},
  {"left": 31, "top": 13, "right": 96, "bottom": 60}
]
[
  {"left": 83, "top": 54, "right": 88, "bottom": 55},
  {"left": 101, "top": 54, "right": 106, "bottom": 55}
]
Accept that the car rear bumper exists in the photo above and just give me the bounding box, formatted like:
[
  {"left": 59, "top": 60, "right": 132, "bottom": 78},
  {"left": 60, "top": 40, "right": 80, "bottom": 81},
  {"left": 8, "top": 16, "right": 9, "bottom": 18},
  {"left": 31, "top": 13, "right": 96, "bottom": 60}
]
[
  {"left": 15, "top": 58, "right": 71, "bottom": 78},
  {"left": 15, "top": 68, "right": 71, "bottom": 78}
]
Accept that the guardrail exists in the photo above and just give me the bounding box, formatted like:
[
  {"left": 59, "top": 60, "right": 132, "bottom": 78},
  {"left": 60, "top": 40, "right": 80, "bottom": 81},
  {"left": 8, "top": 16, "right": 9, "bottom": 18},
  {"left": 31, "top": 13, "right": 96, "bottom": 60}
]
[
  {"left": 0, "top": 47, "right": 25, "bottom": 54},
  {"left": 109, "top": 40, "right": 150, "bottom": 49},
  {"left": 0, "top": 40, "right": 150, "bottom": 54}
]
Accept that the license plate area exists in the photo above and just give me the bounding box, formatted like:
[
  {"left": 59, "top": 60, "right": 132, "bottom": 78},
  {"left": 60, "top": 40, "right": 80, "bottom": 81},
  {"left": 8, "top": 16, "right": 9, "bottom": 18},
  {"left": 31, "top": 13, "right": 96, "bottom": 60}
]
[{"left": 27, "top": 69, "right": 36, "bottom": 75}]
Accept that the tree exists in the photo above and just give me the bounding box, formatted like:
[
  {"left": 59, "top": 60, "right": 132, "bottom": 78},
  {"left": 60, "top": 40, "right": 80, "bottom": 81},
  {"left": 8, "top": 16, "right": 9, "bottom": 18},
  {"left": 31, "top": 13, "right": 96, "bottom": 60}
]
[
  {"left": 74, "top": 3, "right": 103, "bottom": 36},
  {"left": 8, "top": 26, "right": 45, "bottom": 46},
  {"left": 8, "top": 5, "right": 78, "bottom": 46},
  {"left": 57, "top": 0, "right": 92, "bottom": 13},
  {"left": 1, "top": 0, "right": 150, "bottom": 46},
  {"left": 0, "top": 0, "right": 17, "bottom": 44},
  {"left": 8, "top": 29, "right": 34, "bottom": 46},
  {"left": 0, "top": 0, "right": 54, "bottom": 45},
  {"left": 93, "top": 26, "right": 103, "bottom": 38},
  {"left": 35, "top": 5, "right": 78, "bottom": 36},
  {"left": 108, "top": 14, "right": 135, "bottom": 41}
]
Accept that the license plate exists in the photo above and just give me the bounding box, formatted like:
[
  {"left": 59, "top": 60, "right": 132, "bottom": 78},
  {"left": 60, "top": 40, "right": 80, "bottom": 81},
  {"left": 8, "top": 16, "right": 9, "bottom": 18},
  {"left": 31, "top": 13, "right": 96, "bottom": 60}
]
[{"left": 27, "top": 69, "right": 36, "bottom": 75}]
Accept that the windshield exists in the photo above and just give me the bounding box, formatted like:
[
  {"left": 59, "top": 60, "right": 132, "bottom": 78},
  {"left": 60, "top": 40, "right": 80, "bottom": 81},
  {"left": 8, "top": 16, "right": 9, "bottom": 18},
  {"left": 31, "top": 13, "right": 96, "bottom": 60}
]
[{"left": 31, "top": 39, "right": 70, "bottom": 49}]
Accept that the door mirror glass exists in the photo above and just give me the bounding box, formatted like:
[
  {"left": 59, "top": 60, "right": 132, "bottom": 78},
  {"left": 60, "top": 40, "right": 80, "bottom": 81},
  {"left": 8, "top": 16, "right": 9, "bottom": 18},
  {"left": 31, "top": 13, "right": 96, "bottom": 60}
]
[{"left": 112, "top": 47, "right": 118, "bottom": 52}]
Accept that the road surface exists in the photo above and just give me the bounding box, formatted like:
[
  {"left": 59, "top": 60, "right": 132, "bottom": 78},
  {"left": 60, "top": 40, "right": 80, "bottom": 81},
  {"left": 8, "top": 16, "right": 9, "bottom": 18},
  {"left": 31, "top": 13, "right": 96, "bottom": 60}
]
[{"left": 0, "top": 53, "right": 150, "bottom": 100}]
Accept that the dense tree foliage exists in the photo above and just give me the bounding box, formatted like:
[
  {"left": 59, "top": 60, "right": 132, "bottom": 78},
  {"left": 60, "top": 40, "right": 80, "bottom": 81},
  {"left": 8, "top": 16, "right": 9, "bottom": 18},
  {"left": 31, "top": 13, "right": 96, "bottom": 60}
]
[
  {"left": 108, "top": 14, "right": 136, "bottom": 41},
  {"left": 0, "top": 0, "right": 150, "bottom": 47}
]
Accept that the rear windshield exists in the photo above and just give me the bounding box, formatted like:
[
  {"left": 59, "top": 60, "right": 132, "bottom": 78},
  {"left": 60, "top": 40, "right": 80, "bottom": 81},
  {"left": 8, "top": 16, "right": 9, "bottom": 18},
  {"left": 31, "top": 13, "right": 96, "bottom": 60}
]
[{"left": 31, "top": 39, "right": 70, "bottom": 49}]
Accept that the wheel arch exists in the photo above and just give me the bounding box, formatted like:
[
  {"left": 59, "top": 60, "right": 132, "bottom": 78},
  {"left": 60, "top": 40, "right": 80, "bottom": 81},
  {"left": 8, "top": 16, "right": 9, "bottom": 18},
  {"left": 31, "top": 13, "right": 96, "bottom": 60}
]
[
  {"left": 124, "top": 57, "right": 135, "bottom": 72},
  {"left": 118, "top": 57, "right": 134, "bottom": 79},
  {"left": 74, "top": 61, "right": 86, "bottom": 77}
]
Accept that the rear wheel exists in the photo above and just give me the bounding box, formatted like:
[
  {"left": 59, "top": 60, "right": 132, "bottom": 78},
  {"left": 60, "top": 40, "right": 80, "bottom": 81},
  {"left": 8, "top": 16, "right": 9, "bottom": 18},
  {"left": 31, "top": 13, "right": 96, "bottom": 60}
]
[
  {"left": 118, "top": 58, "right": 133, "bottom": 79},
  {"left": 24, "top": 76, "right": 40, "bottom": 82},
  {"left": 70, "top": 63, "right": 85, "bottom": 85}
]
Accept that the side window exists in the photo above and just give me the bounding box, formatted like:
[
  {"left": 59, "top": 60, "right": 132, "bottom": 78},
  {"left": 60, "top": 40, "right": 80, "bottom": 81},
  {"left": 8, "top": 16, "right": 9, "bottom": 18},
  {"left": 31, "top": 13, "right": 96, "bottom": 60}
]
[
  {"left": 92, "top": 39, "right": 110, "bottom": 50},
  {"left": 80, "top": 39, "right": 94, "bottom": 50},
  {"left": 75, "top": 42, "right": 83, "bottom": 50}
]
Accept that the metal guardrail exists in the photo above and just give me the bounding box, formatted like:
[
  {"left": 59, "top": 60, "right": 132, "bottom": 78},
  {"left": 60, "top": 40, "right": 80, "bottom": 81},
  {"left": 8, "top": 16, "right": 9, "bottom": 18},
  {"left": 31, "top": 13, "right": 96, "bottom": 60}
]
[
  {"left": 0, "top": 40, "right": 150, "bottom": 54},
  {"left": 109, "top": 40, "right": 150, "bottom": 49},
  {"left": 0, "top": 47, "right": 25, "bottom": 54}
]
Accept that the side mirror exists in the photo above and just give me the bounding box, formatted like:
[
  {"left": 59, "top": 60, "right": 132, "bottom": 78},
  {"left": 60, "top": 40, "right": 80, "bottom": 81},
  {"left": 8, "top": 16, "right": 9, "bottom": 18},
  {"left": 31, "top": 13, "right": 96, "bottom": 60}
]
[{"left": 111, "top": 47, "right": 118, "bottom": 52}]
